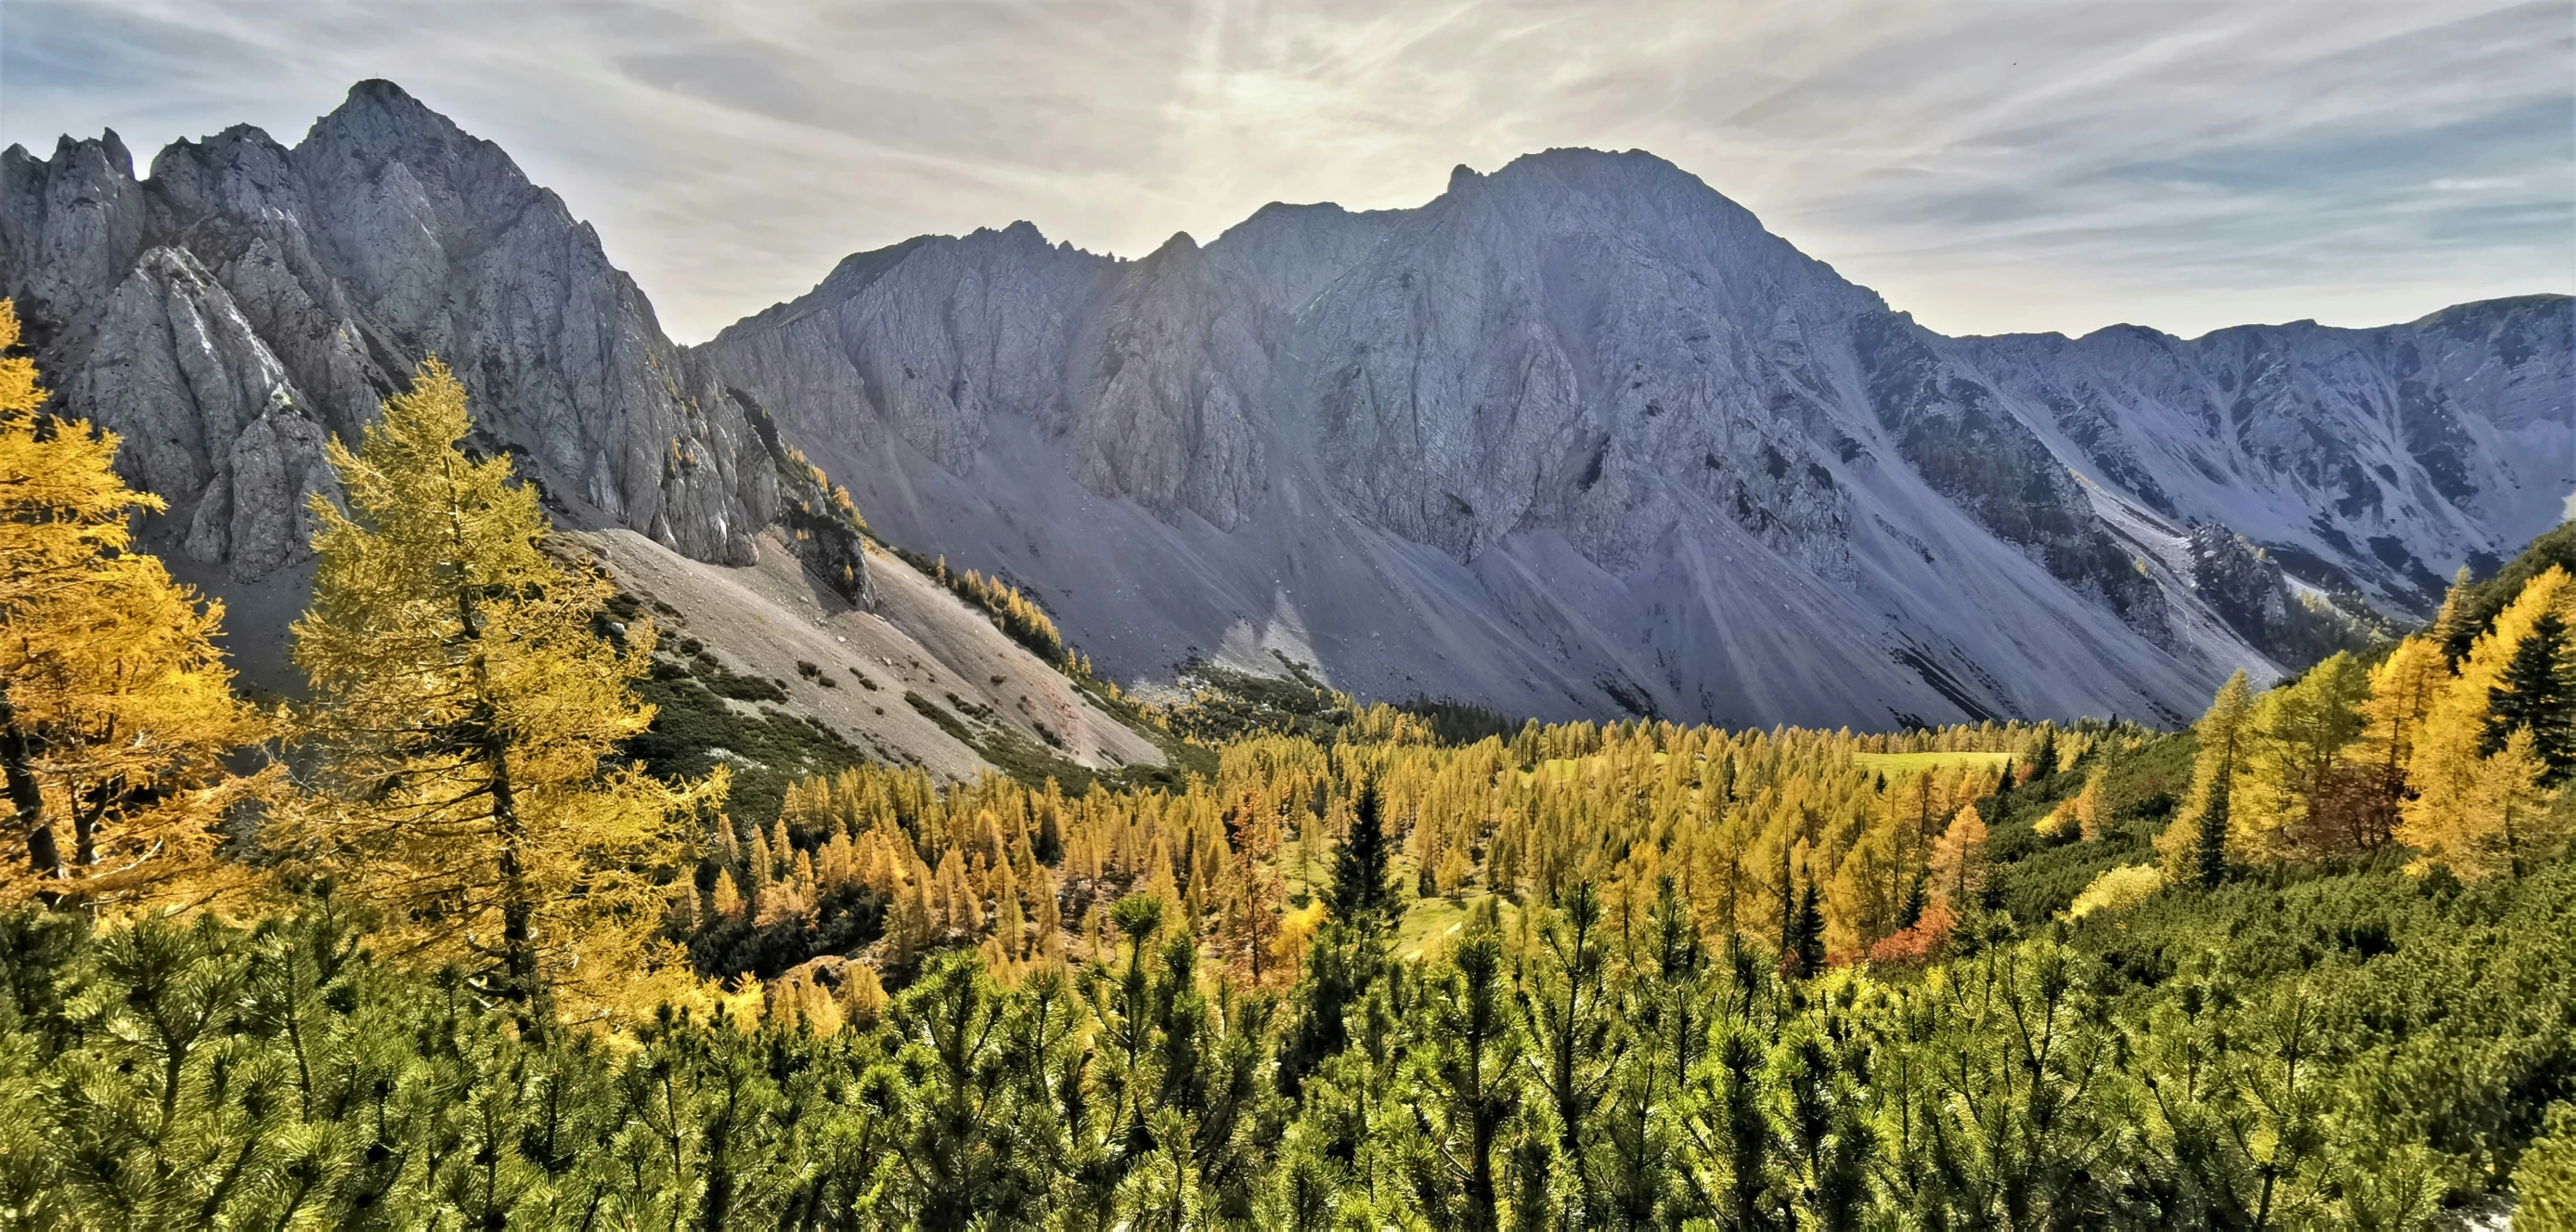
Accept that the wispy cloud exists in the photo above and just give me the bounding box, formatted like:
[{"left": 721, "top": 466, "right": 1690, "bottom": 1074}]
[{"left": 3, "top": 0, "right": 2566, "bottom": 341}]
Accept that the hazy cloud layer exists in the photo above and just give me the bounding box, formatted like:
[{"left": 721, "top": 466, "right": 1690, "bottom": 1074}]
[{"left": 5, "top": 0, "right": 2568, "bottom": 342}]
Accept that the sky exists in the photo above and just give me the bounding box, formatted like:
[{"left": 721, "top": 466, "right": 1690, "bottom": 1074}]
[{"left": 4, "top": 0, "right": 2570, "bottom": 344}]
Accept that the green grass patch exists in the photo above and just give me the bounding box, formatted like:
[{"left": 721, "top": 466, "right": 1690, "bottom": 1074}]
[
  {"left": 628, "top": 662, "right": 868, "bottom": 825},
  {"left": 1165, "top": 655, "right": 1353, "bottom": 745}
]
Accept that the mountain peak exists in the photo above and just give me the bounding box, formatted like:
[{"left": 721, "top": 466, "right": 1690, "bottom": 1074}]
[
  {"left": 307, "top": 78, "right": 468, "bottom": 153},
  {"left": 43, "top": 131, "right": 134, "bottom": 180},
  {"left": 1464, "top": 146, "right": 1763, "bottom": 230},
  {"left": 98, "top": 128, "right": 133, "bottom": 177},
  {"left": 1498, "top": 146, "right": 1688, "bottom": 181},
  {"left": 964, "top": 219, "right": 1053, "bottom": 249},
  {"left": 344, "top": 77, "right": 426, "bottom": 110}
]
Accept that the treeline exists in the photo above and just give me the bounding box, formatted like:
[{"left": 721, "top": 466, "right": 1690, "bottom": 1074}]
[
  {"left": 2149, "top": 559, "right": 2576, "bottom": 887},
  {"left": 679, "top": 708, "right": 2129, "bottom": 991},
  {"left": 891, "top": 545, "right": 1095, "bottom": 678}
]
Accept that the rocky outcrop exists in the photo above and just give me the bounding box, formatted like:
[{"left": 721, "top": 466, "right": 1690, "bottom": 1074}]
[
  {"left": 1068, "top": 232, "right": 1272, "bottom": 529},
  {"left": 705, "top": 149, "right": 2568, "bottom": 727},
  {"left": 0, "top": 81, "right": 835, "bottom": 598},
  {"left": 0, "top": 131, "right": 150, "bottom": 346},
  {"left": 2186, "top": 525, "right": 2381, "bottom": 668},
  {"left": 1957, "top": 294, "right": 2573, "bottom": 615},
  {"left": 1852, "top": 310, "right": 2170, "bottom": 642},
  {"left": 59, "top": 246, "right": 336, "bottom": 577}
]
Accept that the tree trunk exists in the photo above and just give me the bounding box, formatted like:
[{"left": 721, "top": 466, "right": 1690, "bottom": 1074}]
[
  {"left": 451, "top": 525, "right": 543, "bottom": 1026},
  {"left": 490, "top": 734, "right": 537, "bottom": 1011},
  {"left": 0, "top": 687, "right": 59, "bottom": 887},
  {"left": 73, "top": 781, "right": 104, "bottom": 871},
  {"left": 1467, "top": 1102, "right": 1498, "bottom": 1232}
]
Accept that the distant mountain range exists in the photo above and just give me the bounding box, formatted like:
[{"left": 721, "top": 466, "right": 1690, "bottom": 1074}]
[{"left": 6, "top": 80, "right": 2567, "bottom": 731}]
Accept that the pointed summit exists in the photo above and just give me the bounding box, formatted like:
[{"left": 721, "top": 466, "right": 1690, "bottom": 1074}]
[
  {"left": 98, "top": 128, "right": 134, "bottom": 178},
  {"left": 301, "top": 78, "right": 478, "bottom": 166},
  {"left": 340, "top": 78, "right": 440, "bottom": 123},
  {"left": 327, "top": 78, "right": 442, "bottom": 132}
]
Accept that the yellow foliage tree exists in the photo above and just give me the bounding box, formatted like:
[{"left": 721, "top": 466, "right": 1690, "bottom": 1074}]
[
  {"left": 2067, "top": 863, "right": 2162, "bottom": 919},
  {"left": 2401, "top": 569, "right": 2572, "bottom": 877},
  {"left": 838, "top": 960, "right": 888, "bottom": 1026},
  {"left": 2345, "top": 634, "right": 2447, "bottom": 847},
  {"left": 2159, "top": 669, "right": 2255, "bottom": 886},
  {"left": 2461, "top": 728, "right": 2567, "bottom": 879},
  {"left": 0, "top": 301, "right": 271, "bottom": 912},
  {"left": 287, "top": 360, "right": 721, "bottom": 1023},
  {"left": 2071, "top": 765, "right": 2108, "bottom": 842},
  {"left": 2236, "top": 653, "right": 2369, "bottom": 862},
  {"left": 1928, "top": 801, "right": 1987, "bottom": 907}
]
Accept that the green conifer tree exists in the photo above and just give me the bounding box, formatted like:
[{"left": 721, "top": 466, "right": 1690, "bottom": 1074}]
[
  {"left": 2197, "top": 771, "right": 2233, "bottom": 890},
  {"left": 1517, "top": 880, "right": 1615, "bottom": 1222},
  {"left": 2490, "top": 610, "right": 2573, "bottom": 784},
  {"left": 1784, "top": 879, "right": 1827, "bottom": 979},
  {"left": 1279, "top": 781, "right": 1401, "bottom": 1096},
  {"left": 1414, "top": 924, "right": 1522, "bottom": 1230},
  {"left": 1328, "top": 781, "right": 1397, "bottom": 927}
]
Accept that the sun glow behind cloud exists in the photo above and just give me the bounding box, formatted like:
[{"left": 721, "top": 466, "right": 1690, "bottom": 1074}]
[{"left": 3, "top": 0, "right": 2567, "bottom": 343}]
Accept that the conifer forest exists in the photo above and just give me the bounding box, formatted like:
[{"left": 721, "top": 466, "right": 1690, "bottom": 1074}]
[{"left": 4, "top": 310, "right": 2575, "bottom": 1229}]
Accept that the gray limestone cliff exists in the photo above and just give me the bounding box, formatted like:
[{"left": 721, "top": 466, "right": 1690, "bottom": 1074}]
[
  {"left": 0, "top": 81, "right": 866, "bottom": 611},
  {"left": 1957, "top": 296, "right": 2572, "bottom": 613},
  {"left": 700, "top": 147, "right": 2567, "bottom": 727}
]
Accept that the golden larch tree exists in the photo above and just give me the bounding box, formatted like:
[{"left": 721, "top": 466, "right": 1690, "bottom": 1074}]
[
  {"left": 1928, "top": 800, "right": 1987, "bottom": 907},
  {"left": 288, "top": 359, "right": 721, "bottom": 1023},
  {"left": 2072, "top": 765, "right": 2108, "bottom": 841},
  {"left": 2343, "top": 634, "right": 2447, "bottom": 848},
  {"left": 2159, "top": 668, "right": 2255, "bottom": 886},
  {"left": 2401, "top": 568, "right": 2573, "bottom": 878},
  {"left": 0, "top": 300, "right": 271, "bottom": 912},
  {"left": 2235, "top": 653, "right": 2369, "bottom": 862},
  {"left": 2455, "top": 728, "right": 2566, "bottom": 879}
]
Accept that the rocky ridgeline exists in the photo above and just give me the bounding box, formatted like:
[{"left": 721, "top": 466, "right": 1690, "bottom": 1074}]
[
  {"left": 5, "top": 83, "right": 2566, "bottom": 727},
  {"left": 1958, "top": 296, "right": 2571, "bottom": 613},
  {"left": 701, "top": 146, "right": 2565, "bottom": 724},
  {"left": 0, "top": 80, "right": 861, "bottom": 604}
]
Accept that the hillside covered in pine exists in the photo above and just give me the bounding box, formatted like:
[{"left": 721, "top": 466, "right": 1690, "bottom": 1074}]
[{"left": 3, "top": 314, "right": 2574, "bottom": 1227}]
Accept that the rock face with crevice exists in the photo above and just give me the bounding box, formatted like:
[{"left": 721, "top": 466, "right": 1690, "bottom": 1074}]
[
  {"left": 1957, "top": 296, "right": 2571, "bottom": 614},
  {"left": 0, "top": 80, "right": 830, "bottom": 598},
  {"left": 704, "top": 148, "right": 2567, "bottom": 727}
]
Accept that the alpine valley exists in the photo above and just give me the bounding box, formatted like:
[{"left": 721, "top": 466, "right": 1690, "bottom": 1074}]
[{"left": 5, "top": 80, "right": 2567, "bottom": 753}]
